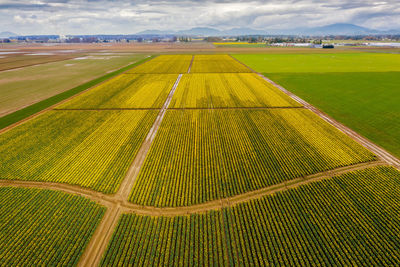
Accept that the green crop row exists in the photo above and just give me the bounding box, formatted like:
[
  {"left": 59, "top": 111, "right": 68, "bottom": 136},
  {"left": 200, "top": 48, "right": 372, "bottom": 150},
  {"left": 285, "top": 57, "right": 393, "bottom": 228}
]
[{"left": 104, "top": 166, "right": 400, "bottom": 266}]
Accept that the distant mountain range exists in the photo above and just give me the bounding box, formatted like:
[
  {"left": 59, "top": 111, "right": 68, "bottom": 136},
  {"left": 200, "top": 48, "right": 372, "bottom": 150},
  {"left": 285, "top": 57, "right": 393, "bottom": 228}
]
[
  {"left": 136, "top": 24, "right": 399, "bottom": 36},
  {"left": 0, "top": 31, "right": 18, "bottom": 38}
]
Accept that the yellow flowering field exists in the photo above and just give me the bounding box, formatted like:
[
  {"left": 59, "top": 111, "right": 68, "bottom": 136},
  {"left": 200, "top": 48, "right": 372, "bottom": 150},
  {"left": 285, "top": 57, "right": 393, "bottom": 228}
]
[
  {"left": 170, "top": 73, "right": 302, "bottom": 108},
  {"left": 129, "top": 109, "right": 376, "bottom": 207},
  {"left": 127, "top": 55, "right": 192, "bottom": 74},
  {"left": 0, "top": 110, "right": 157, "bottom": 193},
  {"left": 58, "top": 73, "right": 178, "bottom": 109},
  {"left": 191, "top": 54, "right": 252, "bottom": 73}
]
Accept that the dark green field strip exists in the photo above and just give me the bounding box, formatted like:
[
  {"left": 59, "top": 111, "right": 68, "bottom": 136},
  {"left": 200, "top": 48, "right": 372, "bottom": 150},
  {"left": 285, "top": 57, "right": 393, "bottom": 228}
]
[
  {"left": 0, "top": 56, "right": 155, "bottom": 130},
  {"left": 0, "top": 187, "right": 105, "bottom": 266},
  {"left": 103, "top": 166, "right": 400, "bottom": 266},
  {"left": 129, "top": 109, "right": 376, "bottom": 207},
  {"left": 267, "top": 72, "right": 400, "bottom": 158}
]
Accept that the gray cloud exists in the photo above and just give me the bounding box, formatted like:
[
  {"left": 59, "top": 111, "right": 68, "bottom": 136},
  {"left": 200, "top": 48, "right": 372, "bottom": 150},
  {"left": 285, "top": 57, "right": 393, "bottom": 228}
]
[{"left": 0, "top": 0, "right": 398, "bottom": 34}]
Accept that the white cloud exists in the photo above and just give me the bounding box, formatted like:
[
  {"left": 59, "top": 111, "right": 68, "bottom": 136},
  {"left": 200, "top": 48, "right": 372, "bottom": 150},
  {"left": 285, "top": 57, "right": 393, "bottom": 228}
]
[{"left": 0, "top": 0, "right": 399, "bottom": 34}]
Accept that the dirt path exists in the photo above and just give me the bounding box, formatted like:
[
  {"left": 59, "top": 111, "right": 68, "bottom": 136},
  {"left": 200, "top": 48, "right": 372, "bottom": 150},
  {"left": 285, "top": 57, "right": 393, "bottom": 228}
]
[
  {"left": 0, "top": 160, "right": 386, "bottom": 216},
  {"left": 229, "top": 54, "right": 400, "bottom": 169},
  {"left": 115, "top": 73, "right": 182, "bottom": 201},
  {"left": 78, "top": 207, "right": 122, "bottom": 267},
  {"left": 187, "top": 55, "right": 194, "bottom": 73},
  {"left": 76, "top": 73, "right": 183, "bottom": 266},
  {"left": 0, "top": 161, "right": 386, "bottom": 266}
]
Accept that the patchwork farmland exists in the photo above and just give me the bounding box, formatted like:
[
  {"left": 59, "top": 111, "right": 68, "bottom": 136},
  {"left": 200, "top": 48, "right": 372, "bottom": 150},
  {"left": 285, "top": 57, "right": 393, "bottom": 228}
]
[{"left": 1, "top": 54, "right": 400, "bottom": 266}]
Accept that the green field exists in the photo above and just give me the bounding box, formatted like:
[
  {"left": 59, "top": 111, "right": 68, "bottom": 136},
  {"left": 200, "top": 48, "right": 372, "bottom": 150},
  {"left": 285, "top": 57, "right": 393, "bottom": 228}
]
[
  {"left": 104, "top": 166, "right": 400, "bottom": 266},
  {"left": 234, "top": 53, "right": 400, "bottom": 157},
  {"left": 0, "top": 53, "right": 149, "bottom": 116},
  {"left": 0, "top": 110, "right": 157, "bottom": 193},
  {"left": 233, "top": 53, "right": 400, "bottom": 72},
  {"left": 130, "top": 109, "right": 375, "bottom": 207},
  {"left": 0, "top": 187, "right": 105, "bottom": 266}
]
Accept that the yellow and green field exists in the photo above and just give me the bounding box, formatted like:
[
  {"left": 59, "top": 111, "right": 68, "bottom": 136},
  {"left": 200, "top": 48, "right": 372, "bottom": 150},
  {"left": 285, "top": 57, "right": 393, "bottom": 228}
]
[
  {"left": 104, "top": 166, "right": 400, "bottom": 266},
  {"left": 1, "top": 52, "right": 399, "bottom": 266},
  {"left": 0, "top": 187, "right": 105, "bottom": 266}
]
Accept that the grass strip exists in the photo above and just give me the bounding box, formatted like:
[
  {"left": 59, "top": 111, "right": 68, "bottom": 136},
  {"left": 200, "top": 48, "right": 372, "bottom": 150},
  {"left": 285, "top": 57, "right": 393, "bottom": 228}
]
[{"left": 0, "top": 55, "right": 156, "bottom": 130}]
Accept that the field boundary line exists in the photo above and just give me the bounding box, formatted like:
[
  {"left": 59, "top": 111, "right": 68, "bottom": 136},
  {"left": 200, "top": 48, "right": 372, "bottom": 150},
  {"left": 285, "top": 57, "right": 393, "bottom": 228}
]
[
  {"left": 229, "top": 54, "right": 400, "bottom": 169},
  {"left": 168, "top": 106, "right": 305, "bottom": 110},
  {"left": 0, "top": 55, "right": 157, "bottom": 134},
  {"left": 53, "top": 108, "right": 161, "bottom": 111}
]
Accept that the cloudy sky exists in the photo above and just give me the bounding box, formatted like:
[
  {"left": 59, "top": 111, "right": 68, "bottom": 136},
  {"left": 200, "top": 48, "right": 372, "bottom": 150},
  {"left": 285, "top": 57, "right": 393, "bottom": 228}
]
[{"left": 1, "top": 0, "right": 399, "bottom": 34}]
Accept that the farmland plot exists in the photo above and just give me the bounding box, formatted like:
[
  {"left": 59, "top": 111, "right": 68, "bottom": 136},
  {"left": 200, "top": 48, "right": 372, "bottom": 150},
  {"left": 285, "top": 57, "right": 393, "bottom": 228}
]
[
  {"left": 58, "top": 73, "right": 178, "bottom": 109},
  {"left": 0, "top": 110, "right": 157, "bottom": 193},
  {"left": 129, "top": 109, "right": 375, "bottom": 207},
  {"left": 191, "top": 55, "right": 251, "bottom": 73},
  {"left": 170, "top": 73, "right": 302, "bottom": 108},
  {"left": 0, "top": 187, "right": 105, "bottom": 266},
  {"left": 104, "top": 166, "right": 400, "bottom": 266},
  {"left": 127, "top": 55, "right": 192, "bottom": 74}
]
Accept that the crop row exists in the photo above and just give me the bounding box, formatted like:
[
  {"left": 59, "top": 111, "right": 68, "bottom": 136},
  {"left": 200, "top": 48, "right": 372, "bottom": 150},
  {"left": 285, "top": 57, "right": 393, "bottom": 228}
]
[
  {"left": 191, "top": 55, "right": 252, "bottom": 73},
  {"left": 103, "top": 166, "right": 400, "bottom": 266},
  {"left": 58, "top": 73, "right": 178, "bottom": 109},
  {"left": 129, "top": 109, "right": 376, "bottom": 207},
  {"left": 127, "top": 55, "right": 192, "bottom": 74},
  {"left": 0, "top": 110, "right": 157, "bottom": 193},
  {"left": 0, "top": 187, "right": 105, "bottom": 266},
  {"left": 170, "top": 73, "right": 302, "bottom": 108}
]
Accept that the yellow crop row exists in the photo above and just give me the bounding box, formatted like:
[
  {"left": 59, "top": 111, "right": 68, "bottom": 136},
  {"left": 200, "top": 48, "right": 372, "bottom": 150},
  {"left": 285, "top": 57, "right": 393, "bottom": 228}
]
[
  {"left": 59, "top": 74, "right": 178, "bottom": 109},
  {"left": 170, "top": 73, "right": 302, "bottom": 108},
  {"left": 0, "top": 110, "right": 157, "bottom": 193},
  {"left": 191, "top": 55, "right": 251, "bottom": 73},
  {"left": 127, "top": 55, "right": 192, "bottom": 73},
  {"left": 129, "top": 109, "right": 376, "bottom": 207}
]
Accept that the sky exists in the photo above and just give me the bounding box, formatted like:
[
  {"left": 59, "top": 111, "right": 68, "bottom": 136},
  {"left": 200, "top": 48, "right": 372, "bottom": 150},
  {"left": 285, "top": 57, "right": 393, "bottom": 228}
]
[{"left": 0, "top": 0, "right": 399, "bottom": 35}]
